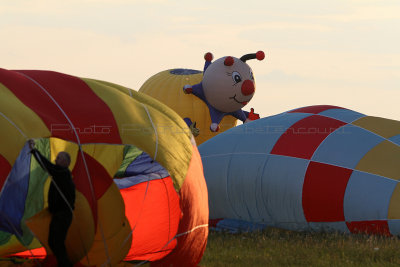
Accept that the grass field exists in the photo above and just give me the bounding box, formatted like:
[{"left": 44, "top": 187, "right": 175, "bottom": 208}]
[
  {"left": 200, "top": 228, "right": 400, "bottom": 267},
  {"left": 2, "top": 228, "right": 400, "bottom": 266}
]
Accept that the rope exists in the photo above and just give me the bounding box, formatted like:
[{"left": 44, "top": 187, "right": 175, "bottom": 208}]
[
  {"left": 0, "top": 112, "right": 28, "bottom": 139},
  {"left": 141, "top": 104, "right": 159, "bottom": 161}
]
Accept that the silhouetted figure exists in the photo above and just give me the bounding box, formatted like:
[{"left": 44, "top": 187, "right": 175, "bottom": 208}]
[{"left": 29, "top": 139, "right": 75, "bottom": 267}]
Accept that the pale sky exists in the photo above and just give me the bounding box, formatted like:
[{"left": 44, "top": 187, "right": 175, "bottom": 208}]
[{"left": 1, "top": 0, "right": 399, "bottom": 120}]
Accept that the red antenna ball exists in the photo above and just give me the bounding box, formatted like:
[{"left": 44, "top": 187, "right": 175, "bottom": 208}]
[
  {"left": 256, "top": 51, "right": 265, "bottom": 60},
  {"left": 224, "top": 56, "right": 234, "bottom": 66}
]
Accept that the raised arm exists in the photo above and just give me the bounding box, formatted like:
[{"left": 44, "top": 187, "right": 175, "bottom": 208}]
[
  {"left": 183, "top": 52, "right": 213, "bottom": 101},
  {"left": 31, "top": 148, "right": 58, "bottom": 175},
  {"left": 29, "top": 139, "right": 58, "bottom": 175},
  {"left": 203, "top": 52, "right": 213, "bottom": 72}
]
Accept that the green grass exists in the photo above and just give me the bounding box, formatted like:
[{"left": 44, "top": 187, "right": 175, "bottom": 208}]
[{"left": 200, "top": 228, "right": 400, "bottom": 267}]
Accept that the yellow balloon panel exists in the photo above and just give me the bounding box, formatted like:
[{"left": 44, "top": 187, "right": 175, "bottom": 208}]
[
  {"left": 139, "top": 69, "right": 237, "bottom": 145},
  {"left": 352, "top": 116, "right": 400, "bottom": 139},
  {"left": 80, "top": 183, "right": 132, "bottom": 267},
  {"left": 356, "top": 140, "right": 400, "bottom": 181},
  {"left": 0, "top": 84, "right": 50, "bottom": 164},
  {"left": 82, "top": 144, "right": 124, "bottom": 178}
]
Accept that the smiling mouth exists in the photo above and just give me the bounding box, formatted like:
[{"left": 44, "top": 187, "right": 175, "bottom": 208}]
[{"left": 229, "top": 94, "right": 248, "bottom": 106}]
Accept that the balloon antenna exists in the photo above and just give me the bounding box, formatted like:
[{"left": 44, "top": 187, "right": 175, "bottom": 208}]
[{"left": 240, "top": 51, "right": 265, "bottom": 62}]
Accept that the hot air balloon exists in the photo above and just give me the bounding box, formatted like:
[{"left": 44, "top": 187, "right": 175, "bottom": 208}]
[
  {"left": 0, "top": 68, "right": 208, "bottom": 266},
  {"left": 200, "top": 105, "right": 400, "bottom": 236},
  {"left": 139, "top": 51, "right": 265, "bottom": 145}
]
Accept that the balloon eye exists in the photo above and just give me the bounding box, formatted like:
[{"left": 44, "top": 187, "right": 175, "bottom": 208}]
[
  {"left": 232, "top": 72, "right": 242, "bottom": 84},
  {"left": 250, "top": 70, "right": 254, "bottom": 80}
]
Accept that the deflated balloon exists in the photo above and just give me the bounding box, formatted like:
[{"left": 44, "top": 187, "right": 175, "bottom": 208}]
[
  {"left": 200, "top": 105, "right": 400, "bottom": 236},
  {"left": 0, "top": 68, "right": 208, "bottom": 266}
]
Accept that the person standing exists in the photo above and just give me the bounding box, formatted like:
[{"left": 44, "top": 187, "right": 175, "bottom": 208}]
[{"left": 29, "top": 139, "right": 76, "bottom": 267}]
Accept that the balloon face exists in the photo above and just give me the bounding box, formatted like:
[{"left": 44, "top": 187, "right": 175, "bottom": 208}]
[
  {"left": 200, "top": 105, "right": 400, "bottom": 236},
  {"left": 140, "top": 51, "right": 264, "bottom": 139},
  {"left": 202, "top": 57, "right": 255, "bottom": 113}
]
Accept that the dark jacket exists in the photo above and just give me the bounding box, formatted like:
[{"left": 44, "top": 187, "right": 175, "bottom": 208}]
[{"left": 31, "top": 149, "right": 75, "bottom": 214}]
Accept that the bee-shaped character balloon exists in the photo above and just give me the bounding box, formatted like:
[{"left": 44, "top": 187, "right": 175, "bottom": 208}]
[{"left": 183, "top": 51, "right": 265, "bottom": 132}]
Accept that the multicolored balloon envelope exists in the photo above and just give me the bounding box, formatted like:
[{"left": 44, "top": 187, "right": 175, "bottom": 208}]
[
  {"left": 200, "top": 105, "right": 400, "bottom": 236},
  {"left": 0, "top": 68, "right": 208, "bottom": 266}
]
